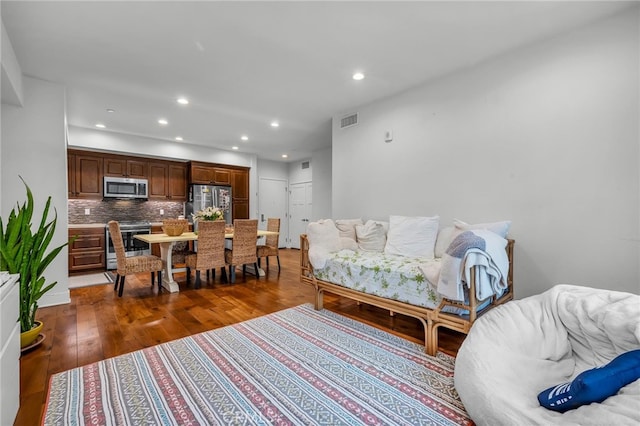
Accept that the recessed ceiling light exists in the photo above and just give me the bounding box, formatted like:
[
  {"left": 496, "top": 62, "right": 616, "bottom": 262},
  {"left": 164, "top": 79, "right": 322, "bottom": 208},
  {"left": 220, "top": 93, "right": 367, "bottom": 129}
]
[
  {"left": 158, "top": 118, "right": 168, "bottom": 125},
  {"left": 352, "top": 72, "right": 365, "bottom": 81},
  {"left": 271, "top": 121, "right": 279, "bottom": 128},
  {"left": 241, "top": 135, "right": 249, "bottom": 141},
  {"left": 282, "top": 154, "right": 288, "bottom": 158},
  {"left": 175, "top": 136, "right": 183, "bottom": 141},
  {"left": 106, "top": 108, "right": 115, "bottom": 113},
  {"left": 232, "top": 146, "right": 239, "bottom": 150},
  {"left": 95, "top": 123, "right": 106, "bottom": 129},
  {"left": 177, "top": 97, "right": 189, "bottom": 105}
]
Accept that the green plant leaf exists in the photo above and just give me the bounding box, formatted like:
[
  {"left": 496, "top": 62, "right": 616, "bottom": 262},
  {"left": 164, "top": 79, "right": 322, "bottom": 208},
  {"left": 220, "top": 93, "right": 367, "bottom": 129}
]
[{"left": 1, "top": 177, "right": 69, "bottom": 332}]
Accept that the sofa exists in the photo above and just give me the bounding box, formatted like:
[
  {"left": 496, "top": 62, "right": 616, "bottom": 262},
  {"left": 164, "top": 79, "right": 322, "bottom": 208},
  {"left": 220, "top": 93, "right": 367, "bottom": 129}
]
[
  {"left": 299, "top": 215, "right": 515, "bottom": 355},
  {"left": 454, "top": 284, "right": 640, "bottom": 425}
]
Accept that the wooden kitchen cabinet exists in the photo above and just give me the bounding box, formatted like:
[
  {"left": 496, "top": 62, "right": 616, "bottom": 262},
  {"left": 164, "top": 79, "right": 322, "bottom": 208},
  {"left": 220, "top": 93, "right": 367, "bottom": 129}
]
[
  {"left": 68, "top": 151, "right": 103, "bottom": 199},
  {"left": 103, "top": 156, "right": 148, "bottom": 178},
  {"left": 213, "top": 168, "right": 231, "bottom": 185},
  {"left": 168, "top": 163, "right": 188, "bottom": 200},
  {"left": 231, "top": 169, "right": 250, "bottom": 220},
  {"left": 149, "top": 161, "right": 187, "bottom": 201},
  {"left": 189, "top": 163, "right": 215, "bottom": 184},
  {"left": 68, "top": 227, "right": 106, "bottom": 272},
  {"left": 148, "top": 161, "right": 169, "bottom": 198},
  {"left": 189, "top": 162, "right": 231, "bottom": 185}
]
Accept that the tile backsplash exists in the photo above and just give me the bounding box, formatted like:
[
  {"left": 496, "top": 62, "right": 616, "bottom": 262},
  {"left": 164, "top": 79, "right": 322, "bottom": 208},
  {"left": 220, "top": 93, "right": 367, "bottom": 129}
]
[{"left": 68, "top": 199, "right": 185, "bottom": 224}]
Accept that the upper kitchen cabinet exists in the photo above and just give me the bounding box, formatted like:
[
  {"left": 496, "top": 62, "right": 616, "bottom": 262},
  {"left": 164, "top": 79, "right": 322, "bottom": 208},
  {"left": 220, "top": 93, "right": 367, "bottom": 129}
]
[
  {"left": 103, "top": 156, "right": 148, "bottom": 178},
  {"left": 189, "top": 162, "right": 231, "bottom": 185},
  {"left": 149, "top": 161, "right": 187, "bottom": 201},
  {"left": 168, "top": 163, "right": 188, "bottom": 200},
  {"left": 68, "top": 151, "right": 103, "bottom": 199}
]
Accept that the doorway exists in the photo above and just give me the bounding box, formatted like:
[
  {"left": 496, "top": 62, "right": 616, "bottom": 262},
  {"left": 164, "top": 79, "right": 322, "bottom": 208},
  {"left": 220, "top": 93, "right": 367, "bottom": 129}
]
[
  {"left": 289, "top": 182, "right": 312, "bottom": 249},
  {"left": 258, "top": 178, "right": 288, "bottom": 248}
]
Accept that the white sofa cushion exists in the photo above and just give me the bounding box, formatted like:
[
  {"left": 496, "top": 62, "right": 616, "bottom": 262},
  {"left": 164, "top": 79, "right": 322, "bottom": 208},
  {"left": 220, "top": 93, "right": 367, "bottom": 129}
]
[
  {"left": 335, "top": 218, "right": 363, "bottom": 241},
  {"left": 452, "top": 219, "right": 511, "bottom": 240},
  {"left": 367, "top": 219, "right": 389, "bottom": 234},
  {"left": 384, "top": 215, "right": 439, "bottom": 259},
  {"left": 306, "top": 219, "right": 340, "bottom": 269},
  {"left": 355, "top": 221, "right": 386, "bottom": 252},
  {"left": 340, "top": 237, "right": 359, "bottom": 251},
  {"left": 434, "top": 226, "right": 454, "bottom": 258}
]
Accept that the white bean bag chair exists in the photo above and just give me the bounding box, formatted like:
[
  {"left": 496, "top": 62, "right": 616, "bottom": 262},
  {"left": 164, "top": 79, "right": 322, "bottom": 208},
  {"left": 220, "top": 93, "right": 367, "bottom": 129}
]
[{"left": 454, "top": 284, "right": 640, "bottom": 425}]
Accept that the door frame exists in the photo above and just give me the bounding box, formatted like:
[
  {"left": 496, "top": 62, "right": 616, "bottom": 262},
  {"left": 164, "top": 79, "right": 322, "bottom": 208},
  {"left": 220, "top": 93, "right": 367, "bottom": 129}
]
[
  {"left": 257, "top": 177, "right": 289, "bottom": 248},
  {"left": 288, "top": 181, "right": 312, "bottom": 249}
]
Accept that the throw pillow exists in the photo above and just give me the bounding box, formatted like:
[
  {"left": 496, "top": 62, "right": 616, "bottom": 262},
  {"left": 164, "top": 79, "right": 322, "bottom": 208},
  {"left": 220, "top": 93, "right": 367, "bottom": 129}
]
[
  {"left": 355, "top": 221, "right": 386, "bottom": 252},
  {"left": 384, "top": 215, "right": 439, "bottom": 258},
  {"left": 537, "top": 349, "right": 640, "bottom": 413},
  {"left": 339, "top": 237, "right": 359, "bottom": 251},
  {"left": 365, "top": 219, "right": 389, "bottom": 234},
  {"left": 335, "top": 218, "right": 363, "bottom": 241},
  {"left": 306, "top": 219, "right": 341, "bottom": 269},
  {"left": 451, "top": 219, "right": 511, "bottom": 241},
  {"left": 434, "top": 226, "right": 454, "bottom": 258}
]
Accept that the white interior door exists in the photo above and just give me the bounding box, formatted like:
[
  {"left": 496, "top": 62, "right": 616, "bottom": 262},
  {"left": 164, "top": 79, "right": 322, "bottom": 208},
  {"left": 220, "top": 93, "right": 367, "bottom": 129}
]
[
  {"left": 258, "top": 178, "right": 288, "bottom": 248},
  {"left": 289, "top": 182, "right": 312, "bottom": 249}
]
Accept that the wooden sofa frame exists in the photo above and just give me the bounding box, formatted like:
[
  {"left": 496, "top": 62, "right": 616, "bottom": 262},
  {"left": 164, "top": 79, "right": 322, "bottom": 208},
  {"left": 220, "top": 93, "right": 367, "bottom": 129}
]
[{"left": 300, "top": 234, "right": 515, "bottom": 355}]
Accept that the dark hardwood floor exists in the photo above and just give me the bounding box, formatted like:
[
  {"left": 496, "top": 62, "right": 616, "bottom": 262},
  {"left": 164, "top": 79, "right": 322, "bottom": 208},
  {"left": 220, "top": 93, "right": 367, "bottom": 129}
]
[{"left": 16, "top": 248, "right": 464, "bottom": 425}]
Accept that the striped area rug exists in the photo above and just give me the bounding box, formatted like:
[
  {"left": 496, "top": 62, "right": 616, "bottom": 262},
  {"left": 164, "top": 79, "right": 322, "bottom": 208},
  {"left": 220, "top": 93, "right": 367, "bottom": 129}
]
[{"left": 43, "top": 304, "right": 472, "bottom": 425}]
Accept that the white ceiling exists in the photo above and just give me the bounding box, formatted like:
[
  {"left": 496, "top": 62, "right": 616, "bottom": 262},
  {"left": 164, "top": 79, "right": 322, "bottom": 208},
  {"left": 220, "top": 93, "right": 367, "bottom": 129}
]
[{"left": 1, "top": 1, "right": 633, "bottom": 162}]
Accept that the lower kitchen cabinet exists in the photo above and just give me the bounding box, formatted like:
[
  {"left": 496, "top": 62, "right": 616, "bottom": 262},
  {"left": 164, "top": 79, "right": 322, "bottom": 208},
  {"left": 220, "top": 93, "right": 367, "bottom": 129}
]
[{"left": 68, "top": 227, "right": 106, "bottom": 272}]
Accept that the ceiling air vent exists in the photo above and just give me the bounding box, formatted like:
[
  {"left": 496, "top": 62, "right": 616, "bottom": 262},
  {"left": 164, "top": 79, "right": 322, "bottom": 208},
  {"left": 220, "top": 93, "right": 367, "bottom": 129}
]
[
  {"left": 340, "top": 113, "right": 358, "bottom": 129},
  {"left": 301, "top": 161, "right": 310, "bottom": 169}
]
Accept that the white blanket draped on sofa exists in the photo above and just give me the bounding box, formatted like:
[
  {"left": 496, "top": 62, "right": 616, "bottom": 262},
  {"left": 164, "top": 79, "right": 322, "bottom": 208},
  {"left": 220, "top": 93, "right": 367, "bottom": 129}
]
[{"left": 437, "top": 229, "right": 509, "bottom": 302}]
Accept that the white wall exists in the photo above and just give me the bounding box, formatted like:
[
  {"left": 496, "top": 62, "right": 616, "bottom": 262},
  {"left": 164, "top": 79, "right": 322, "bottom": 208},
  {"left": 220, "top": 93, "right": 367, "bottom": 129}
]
[
  {"left": 1, "top": 76, "right": 69, "bottom": 307},
  {"left": 288, "top": 158, "right": 312, "bottom": 184},
  {"left": 1, "top": 19, "right": 24, "bottom": 107},
  {"left": 332, "top": 10, "right": 639, "bottom": 298},
  {"left": 256, "top": 158, "right": 288, "bottom": 181},
  {"left": 311, "top": 146, "right": 332, "bottom": 220}
]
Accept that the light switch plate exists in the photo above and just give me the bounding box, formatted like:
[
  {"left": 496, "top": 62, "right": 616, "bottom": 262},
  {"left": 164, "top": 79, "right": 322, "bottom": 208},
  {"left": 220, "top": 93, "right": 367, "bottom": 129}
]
[{"left": 84, "top": 208, "right": 90, "bottom": 215}]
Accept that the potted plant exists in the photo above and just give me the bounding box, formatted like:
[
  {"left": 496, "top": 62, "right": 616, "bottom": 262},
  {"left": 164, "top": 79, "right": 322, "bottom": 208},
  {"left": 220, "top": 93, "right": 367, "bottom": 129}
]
[
  {"left": 0, "top": 177, "right": 69, "bottom": 348},
  {"left": 191, "top": 206, "right": 225, "bottom": 233}
]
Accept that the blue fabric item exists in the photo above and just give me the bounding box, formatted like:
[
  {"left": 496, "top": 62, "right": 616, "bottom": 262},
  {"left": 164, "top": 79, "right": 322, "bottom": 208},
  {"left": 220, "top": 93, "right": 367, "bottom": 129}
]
[
  {"left": 446, "top": 231, "right": 485, "bottom": 259},
  {"left": 538, "top": 349, "right": 640, "bottom": 413}
]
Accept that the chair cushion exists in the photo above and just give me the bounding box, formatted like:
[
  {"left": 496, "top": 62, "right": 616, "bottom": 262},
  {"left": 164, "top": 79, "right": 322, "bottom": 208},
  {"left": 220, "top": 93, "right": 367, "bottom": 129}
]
[
  {"left": 120, "top": 255, "right": 163, "bottom": 275},
  {"left": 257, "top": 245, "right": 278, "bottom": 257}
]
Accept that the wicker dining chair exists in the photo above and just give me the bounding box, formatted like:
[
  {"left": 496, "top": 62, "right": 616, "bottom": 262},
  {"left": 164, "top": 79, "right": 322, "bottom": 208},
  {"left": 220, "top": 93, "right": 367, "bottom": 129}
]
[
  {"left": 224, "top": 219, "right": 259, "bottom": 283},
  {"left": 185, "top": 220, "right": 227, "bottom": 288},
  {"left": 108, "top": 221, "right": 163, "bottom": 297},
  {"left": 162, "top": 218, "right": 193, "bottom": 265},
  {"left": 256, "top": 218, "right": 280, "bottom": 270}
]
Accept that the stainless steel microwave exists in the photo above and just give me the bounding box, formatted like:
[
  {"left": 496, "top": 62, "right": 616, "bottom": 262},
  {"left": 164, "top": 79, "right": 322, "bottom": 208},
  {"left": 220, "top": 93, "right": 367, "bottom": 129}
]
[{"left": 103, "top": 177, "right": 148, "bottom": 199}]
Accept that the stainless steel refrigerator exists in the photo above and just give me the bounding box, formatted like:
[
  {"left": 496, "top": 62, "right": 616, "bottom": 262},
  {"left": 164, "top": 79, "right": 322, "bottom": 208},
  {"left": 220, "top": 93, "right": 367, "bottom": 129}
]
[{"left": 185, "top": 184, "right": 233, "bottom": 225}]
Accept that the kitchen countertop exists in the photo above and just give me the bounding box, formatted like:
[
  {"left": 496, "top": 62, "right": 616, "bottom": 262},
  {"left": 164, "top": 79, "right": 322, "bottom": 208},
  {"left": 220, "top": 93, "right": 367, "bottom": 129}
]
[
  {"left": 68, "top": 223, "right": 106, "bottom": 229},
  {"left": 68, "top": 222, "right": 192, "bottom": 229}
]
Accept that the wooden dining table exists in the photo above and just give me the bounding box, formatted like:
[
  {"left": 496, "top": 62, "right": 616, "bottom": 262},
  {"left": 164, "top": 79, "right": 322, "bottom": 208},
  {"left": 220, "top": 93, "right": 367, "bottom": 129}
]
[{"left": 135, "top": 230, "right": 279, "bottom": 293}]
